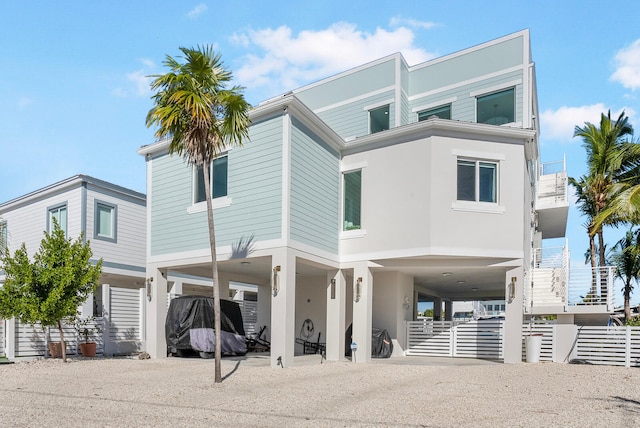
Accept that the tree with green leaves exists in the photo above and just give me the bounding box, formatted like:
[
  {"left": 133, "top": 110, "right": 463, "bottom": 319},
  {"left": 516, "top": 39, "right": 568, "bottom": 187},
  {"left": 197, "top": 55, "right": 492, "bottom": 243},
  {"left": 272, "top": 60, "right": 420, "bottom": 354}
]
[
  {"left": 0, "top": 220, "right": 102, "bottom": 362},
  {"left": 146, "top": 46, "right": 250, "bottom": 383},
  {"left": 572, "top": 110, "right": 636, "bottom": 270},
  {"left": 611, "top": 228, "right": 640, "bottom": 321}
]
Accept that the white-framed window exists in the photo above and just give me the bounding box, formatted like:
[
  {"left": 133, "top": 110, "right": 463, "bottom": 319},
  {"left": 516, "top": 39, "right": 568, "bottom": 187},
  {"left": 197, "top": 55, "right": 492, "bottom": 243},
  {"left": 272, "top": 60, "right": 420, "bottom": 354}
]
[
  {"left": 95, "top": 201, "right": 117, "bottom": 242},
  {"left": 0, "top": 220, "right": 6, "bottom": 252},
  {"left": 418, "top": 104, "right": 451, "bottom": 121},
  {"left": 369, "top": 104, "right": 390, "bottom": 134},
  {"left": 343, "top": 169, "right": 362, "bottom": 231},
  {"left": 457, "top": 159, "right": 498, "bottom": 203},
  {"left": 476, "top": 88, "right": 515, "bottom": 125},
  {"left": 194, "top": 155, "right": 228, "bottom": 203},
  {"left": 47, "top": 203, "right": 68, "bottom": 234}
]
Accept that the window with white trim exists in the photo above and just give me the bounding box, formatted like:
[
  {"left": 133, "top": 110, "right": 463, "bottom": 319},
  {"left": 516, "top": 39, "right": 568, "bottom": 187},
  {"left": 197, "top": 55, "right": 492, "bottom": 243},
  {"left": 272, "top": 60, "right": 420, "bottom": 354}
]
[
  {"left": 418, "top": 104, "right": 451, "bottom": 121},
  {"left": 369, "top": 104, "right": 389, "bottom": 134},
  {"left": 195, "top": 155, "right": 228, "bottom": 203},
  {"left": 95, "top": 201, "right": 117, "bottom": 242},
  {"left": 457, "top": 159, "right": 497, "bottom": 203},
  {"left": 477, "top": 88, "right": 514, "bottom": 125},
  {"left": 48, "top": 204, "right": 67, "bottom": 234},
  {"left": 343, "top": 170, "right": 362, "bottom": 231},
  {"left": 0, "top": 220, "right": 6, "bottom": 252}
]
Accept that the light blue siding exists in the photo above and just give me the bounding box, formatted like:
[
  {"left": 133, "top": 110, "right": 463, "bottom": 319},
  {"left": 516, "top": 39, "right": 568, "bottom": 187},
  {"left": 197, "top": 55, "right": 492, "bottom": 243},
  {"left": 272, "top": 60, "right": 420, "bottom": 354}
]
[
  {"left": 296, "top": 59, "right": 396, "bottom": 110},
  {"left": 409, "top": 35, "right": 524, "bottom": 95},
  {"left": 409, "top": 70, "right": 524, "bottom": 124},
  {"left": 150, "top": 116, "right": 283, "bottom": 256},
  {"left": 290, "top": 117, "right": 340, "bottom": 254},
  {"left": 316, "top": 90, "right": 396, "bottom": 139}
]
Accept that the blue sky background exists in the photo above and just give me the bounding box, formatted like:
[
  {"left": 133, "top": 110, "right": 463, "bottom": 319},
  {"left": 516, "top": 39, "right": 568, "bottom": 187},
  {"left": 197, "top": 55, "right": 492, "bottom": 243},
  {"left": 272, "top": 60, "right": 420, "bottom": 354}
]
[{"left": 2, "top": 1, "right": 640, "bottom": 305}]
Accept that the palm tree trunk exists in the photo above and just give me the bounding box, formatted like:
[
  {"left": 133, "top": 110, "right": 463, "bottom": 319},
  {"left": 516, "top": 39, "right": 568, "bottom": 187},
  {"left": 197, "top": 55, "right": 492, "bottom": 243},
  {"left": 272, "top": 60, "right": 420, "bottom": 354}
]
[
  {"left": 589, "top": 230, "right": 598, "bottom": 301},
  {"left": 57, "top": 320, "right": 67, "bottom": 362},
  {"left": 625, "top": 280, "right": 631, "bottom": 321},
  {"left": 203, "top": 162, "right": 222, "bottom": 383},
  {"left": 597, "top": 229, "right": 607, "bottom": 301}
]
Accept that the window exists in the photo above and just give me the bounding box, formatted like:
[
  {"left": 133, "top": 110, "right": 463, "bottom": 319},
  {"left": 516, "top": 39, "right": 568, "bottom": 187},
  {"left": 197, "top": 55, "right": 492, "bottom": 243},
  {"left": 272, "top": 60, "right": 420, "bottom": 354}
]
[
  {"left": 418, "top": 104, "right": 451, "bottom": 121},
  {"left": 48, "top": 204, "right": 67, "bottom": 234},
  {"left": 457, "top": 159, "right": 497, "bottom": 203},
  {"left": 0, "top": 220, "right": 6, "bottom": 252},
  {"left": 369, "top": 105, "right": 389, "bottom": 134},
  {"left": 195, "top": 155, "right": 228, "bottom": 203},
  {"left": 477, "top": 88, "right": 514, "bottom": 125},
  {"left": 95, "top": 201, "right": 116, "bottom": 241},
  {"left": 343, "top": 170, "right": 361, "bottom": 231}
]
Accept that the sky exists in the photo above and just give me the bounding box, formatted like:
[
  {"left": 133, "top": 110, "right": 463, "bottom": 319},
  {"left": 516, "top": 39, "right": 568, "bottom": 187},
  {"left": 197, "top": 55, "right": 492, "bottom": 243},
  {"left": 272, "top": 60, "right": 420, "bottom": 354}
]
[{"left": 2, "top": 1, "right": 640, "bottom": 304}]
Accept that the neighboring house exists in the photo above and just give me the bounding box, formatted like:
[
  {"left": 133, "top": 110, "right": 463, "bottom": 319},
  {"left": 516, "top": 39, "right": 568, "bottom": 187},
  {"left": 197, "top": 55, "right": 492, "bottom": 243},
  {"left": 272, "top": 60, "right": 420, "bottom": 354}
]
[
  {"left": 140, "top": 29, "right": 603, "bottom": 367},
  {"left": 0, "top": 175, "right": 147, "bottom": 358}
]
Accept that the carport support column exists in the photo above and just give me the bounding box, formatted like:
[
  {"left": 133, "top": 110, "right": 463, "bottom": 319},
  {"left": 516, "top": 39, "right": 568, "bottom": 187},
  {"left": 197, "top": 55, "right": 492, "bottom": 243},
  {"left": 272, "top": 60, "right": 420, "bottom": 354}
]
[
  {"left": 444, "top": 300, "right": 453, "bottom": 321},
  {"left": 352, "top": 263, "right": 373, "bottom": 363},
  {"left": 270, "top": 249, "right": 296, "bottom": 368},
  {"left": 145, "top": 265, "right": 168, "bottom": 359},
  {"left": 326, "top": 269, "right": 346, "bottom": 361},
  {"left": 504, "top": 266, "right": 524, "bottom": 363}
]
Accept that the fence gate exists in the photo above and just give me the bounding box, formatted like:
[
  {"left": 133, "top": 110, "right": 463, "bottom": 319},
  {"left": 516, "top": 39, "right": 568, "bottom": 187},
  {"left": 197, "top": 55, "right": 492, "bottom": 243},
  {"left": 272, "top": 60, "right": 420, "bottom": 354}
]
[
  {"left": 406, "top": 320, "right": 504, "bottom": 359},
  {"left": 104, "top": 286, "right": 144, "bottom": 355}
]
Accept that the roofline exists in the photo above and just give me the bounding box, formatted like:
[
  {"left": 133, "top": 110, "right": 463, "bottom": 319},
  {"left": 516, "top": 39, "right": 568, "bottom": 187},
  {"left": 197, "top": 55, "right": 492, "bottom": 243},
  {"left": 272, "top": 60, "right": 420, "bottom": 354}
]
[
  {"left": 138, "top": 95, "right": 347, "bottom": 157},
  {"left": 0, "top": 175, "right": 145, "bottom": 211}
]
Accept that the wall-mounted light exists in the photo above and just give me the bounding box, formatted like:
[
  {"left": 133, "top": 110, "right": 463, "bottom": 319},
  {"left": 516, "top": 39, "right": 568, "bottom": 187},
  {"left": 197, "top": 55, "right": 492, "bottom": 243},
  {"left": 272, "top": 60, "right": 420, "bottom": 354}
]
[
  {"left": 272, "top": 265, "right": 281, "bottom": 296},
  {"left": 354, "top": 277, "right": 362, "bottom": 302},
  {"left": 402, "top": 296, "right": 410, "bottom": 310},
  {"left": 508, "top": 276, "right": 517, "bottom": 303},
  {"left": 145, "top": 277, "right": 153, "bottom": 302},
  {"left": 330, "top": 278, "right": 336, "bottom": 300}
]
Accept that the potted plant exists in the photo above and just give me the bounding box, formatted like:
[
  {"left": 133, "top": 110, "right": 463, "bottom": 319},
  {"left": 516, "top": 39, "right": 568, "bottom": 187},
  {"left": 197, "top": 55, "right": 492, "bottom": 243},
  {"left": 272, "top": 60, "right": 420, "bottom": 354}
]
[{"left": 73, "top": 316, "right": 102, "bottom": 357}]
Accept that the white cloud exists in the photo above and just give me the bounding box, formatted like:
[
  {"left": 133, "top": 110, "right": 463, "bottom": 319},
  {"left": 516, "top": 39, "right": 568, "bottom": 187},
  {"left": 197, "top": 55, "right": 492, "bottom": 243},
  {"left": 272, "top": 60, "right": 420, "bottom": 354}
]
[
  {"left": 611, "top": 39, "right": 640, "bottom": 91},
  {"left": 187, "top": 3, "right": 207, "bottom": 20},
  {"left": 389, "top": 16, "right": 439, "bottom": 30},
  {"left": 538, "top": 104, "right": 636, "bottom": 143},
  {"left": 232, "top": 22, "right": 435, "bottom": 97},
  {"left": 128, "top": 70, "right": 152, "bottom": 96}
]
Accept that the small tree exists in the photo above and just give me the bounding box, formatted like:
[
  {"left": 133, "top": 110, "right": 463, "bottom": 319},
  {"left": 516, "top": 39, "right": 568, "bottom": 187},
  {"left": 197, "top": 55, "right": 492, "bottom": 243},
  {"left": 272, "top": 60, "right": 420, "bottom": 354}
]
[{"left": 0, "top": 220, "right": 102, "bottom": 361}]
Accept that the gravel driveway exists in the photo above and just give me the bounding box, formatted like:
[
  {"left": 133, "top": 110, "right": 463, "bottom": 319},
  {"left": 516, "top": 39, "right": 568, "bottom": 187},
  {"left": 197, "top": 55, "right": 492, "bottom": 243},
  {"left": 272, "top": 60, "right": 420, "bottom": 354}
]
[{"left": 0, "top": 355, "right": 638, "bottom": 427}]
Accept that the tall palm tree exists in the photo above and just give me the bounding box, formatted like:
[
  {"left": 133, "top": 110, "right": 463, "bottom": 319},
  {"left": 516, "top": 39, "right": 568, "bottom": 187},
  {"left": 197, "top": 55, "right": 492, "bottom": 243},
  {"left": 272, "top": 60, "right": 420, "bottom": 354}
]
[
  {"left": 569, "top": 175, "right": 599, "bottom": 297},
  {"left": 611, "top": 228, "right": 640, "bottom": 321},
  {"left": 146, "top": 46, "right": 250, "bottom": 383},
  {"left": 573, "top": 110, "right": 635, "bottom": 270}
]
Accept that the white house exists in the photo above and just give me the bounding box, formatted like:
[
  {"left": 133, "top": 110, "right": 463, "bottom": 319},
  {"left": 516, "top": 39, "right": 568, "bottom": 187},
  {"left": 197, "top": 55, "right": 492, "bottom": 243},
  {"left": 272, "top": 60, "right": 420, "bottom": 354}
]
[
  {"left": 139, "top": 29, "right": 611, "bottom": 367},
  {"left": 0, "top": 175, "right": 147, "bottom": 358}
]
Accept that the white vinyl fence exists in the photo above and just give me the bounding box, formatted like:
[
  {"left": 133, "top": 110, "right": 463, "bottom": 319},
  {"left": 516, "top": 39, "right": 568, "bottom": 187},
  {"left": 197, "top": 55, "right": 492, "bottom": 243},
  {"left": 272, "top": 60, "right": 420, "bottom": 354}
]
[
  {"left": 103, "top": 286, "right": 144, "bottom": 355},
  {"left": 575, "top": 326, "right": 640, "bottom": 367},
  {"left": 13, "top": 318, "right": 105, "bottom": 358},
  {"left": 0, "top": 319, "right": 5, "bottom": 357},
  {"left": 406, "top": 320, "right": 504, "bottom": 359},
  {"left": 521, "top": 322, "right": 556, "bottom": 362}
]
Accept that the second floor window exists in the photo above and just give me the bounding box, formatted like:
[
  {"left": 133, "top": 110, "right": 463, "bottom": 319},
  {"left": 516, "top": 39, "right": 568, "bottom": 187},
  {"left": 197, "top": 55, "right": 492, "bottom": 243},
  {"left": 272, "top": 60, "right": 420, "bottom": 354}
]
[
  {"left": 95, "top": 202, "right": 116, "bottom": 241},
  {"left": 48, "top": 204, "right": 67, "bottom": 234},
  {"left": 418, "top": 104, "right": 451, "bottom": 121},
  {"left": 0, "top": 220, "right": 6, "bottom": 252},
  {"left": 343, "top": 170, "right": 362, "bottom": 231},
  {"left": 195, "top": 155, "right": 228, "bottom": 203},
  {"left": 457, "top": 159, "right": 497, "bottom": 203}
]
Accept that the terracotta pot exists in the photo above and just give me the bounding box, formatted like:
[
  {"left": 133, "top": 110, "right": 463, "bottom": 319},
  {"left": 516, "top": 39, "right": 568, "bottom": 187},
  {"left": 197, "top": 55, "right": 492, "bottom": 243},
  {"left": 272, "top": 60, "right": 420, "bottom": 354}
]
[
  {"left": 79, "top": 342, "right": 97, "bottom": 358},
  {"left": 48, "top": 342, "right": 63, "bottom": 358}
]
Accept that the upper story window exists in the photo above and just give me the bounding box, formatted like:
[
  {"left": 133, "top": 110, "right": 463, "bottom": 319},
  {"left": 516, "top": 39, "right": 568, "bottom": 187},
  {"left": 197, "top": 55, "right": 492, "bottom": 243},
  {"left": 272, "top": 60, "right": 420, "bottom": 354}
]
[
  {"left": 195, "top": 155, "right": 229, "bottom": 203},
  {"left": 95, "top": 201, "right": 117, "bottom": 242},
  {"left": 477, "top": 88, "right": 514, "bottom": 125},
  {"left": 418, "top": 104, "right": 451, "bottom": 121},
  {"left": 0, "top": 220, "right": 6, "bottom": 252},
  {"left": 457, "top": 159, "right": 497, "bottom": 203},
  {"left": 343, "top": 169, "right": 362, "bottom": 231},
  {"left": 369, "top": 105, "right": 390, "bottom": 134},
  {"left": 48, "top": 203, "right": 68, "bottom": 234}
]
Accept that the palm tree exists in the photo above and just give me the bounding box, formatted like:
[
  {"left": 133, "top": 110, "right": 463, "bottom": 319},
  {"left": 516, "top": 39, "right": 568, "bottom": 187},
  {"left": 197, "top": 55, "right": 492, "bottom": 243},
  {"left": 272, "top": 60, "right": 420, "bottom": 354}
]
[
  {"left": 611, "top": 228, "right": 640, "bottom": 321},
  {"left": 146, "top": 46, "right": 250, "bottom": 383},
  {"left": 569, "top": 175, "right": 599, "bottom": 297},
  {"left": 573, "top": 110, "right": 635, "bottom": 270}
]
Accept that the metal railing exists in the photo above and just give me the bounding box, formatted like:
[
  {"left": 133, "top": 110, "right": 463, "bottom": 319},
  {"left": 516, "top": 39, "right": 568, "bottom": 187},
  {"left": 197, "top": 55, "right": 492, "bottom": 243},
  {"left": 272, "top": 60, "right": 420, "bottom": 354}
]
[
  {"left": 567, "top": 266, "right": 615, "bottom": 308},
  {"left": 540, "top": 156, "right": 566, "bottom": 176}
]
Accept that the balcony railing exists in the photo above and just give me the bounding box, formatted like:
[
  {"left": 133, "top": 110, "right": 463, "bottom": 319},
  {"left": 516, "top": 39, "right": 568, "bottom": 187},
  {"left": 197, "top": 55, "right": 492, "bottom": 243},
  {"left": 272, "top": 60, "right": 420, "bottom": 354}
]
[{"left": 567, "top": 266, "right": 615, "bottom": 308}]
